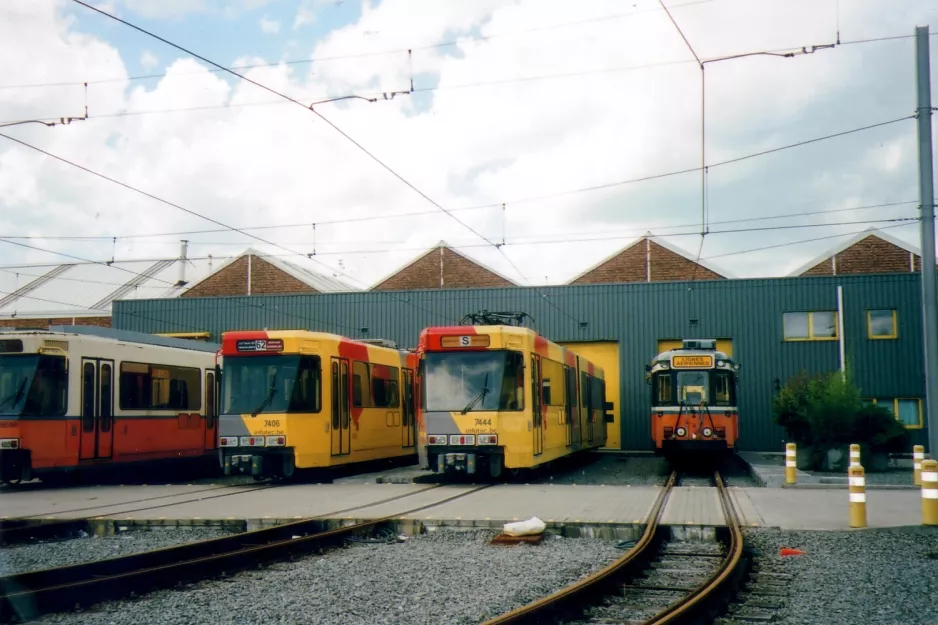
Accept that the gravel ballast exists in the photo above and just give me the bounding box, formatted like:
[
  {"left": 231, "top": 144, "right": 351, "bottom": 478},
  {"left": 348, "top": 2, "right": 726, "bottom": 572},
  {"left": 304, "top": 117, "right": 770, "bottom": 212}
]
[
  {"left": 30, "top": 528, "right": 623, "bottom": 625},
  {"left": 531, "top": 453, "right": 671, "bottom": 486},
  {"left": 0, "top": 527, "right": 239, "bottom": 576},
  {"left": 732, "top": 527, "right": 938, "bottom": 625}
]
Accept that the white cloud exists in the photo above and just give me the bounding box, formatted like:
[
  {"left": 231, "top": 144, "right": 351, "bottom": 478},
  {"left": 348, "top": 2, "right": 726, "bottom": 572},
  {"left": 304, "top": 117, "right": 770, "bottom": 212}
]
[
  {"left": 139, "top": 50, "right": 159, "bottom": 70},
  {"left": 0, "top": 0, "right": 935, "bottom": 299},
  {"left": 259, "top": 16, "right": 280, "bottom": 35}
]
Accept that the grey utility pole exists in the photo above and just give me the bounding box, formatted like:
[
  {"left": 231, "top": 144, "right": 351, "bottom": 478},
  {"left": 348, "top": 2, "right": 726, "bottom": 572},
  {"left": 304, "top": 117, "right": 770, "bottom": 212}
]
[{"left": 916, "top": 25, "right": 938, "bottom": 456}]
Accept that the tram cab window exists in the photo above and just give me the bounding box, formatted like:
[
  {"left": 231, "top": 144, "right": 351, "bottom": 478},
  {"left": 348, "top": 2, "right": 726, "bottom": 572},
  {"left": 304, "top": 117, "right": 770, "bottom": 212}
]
[
  {"left": 0, "top": 355, "right": 67, "bottom": 417},
  {"left": 677, "top": 371, "right": 708, "bottom": 405},
  {"left": 423, "top": 349, "right": 524, "bottom": 412},
  {"left": 221, "top": 355, "right": 321, "bottom": 415},
  {"left": 713, "top": 372, "right": 735, "bottom": 406}
]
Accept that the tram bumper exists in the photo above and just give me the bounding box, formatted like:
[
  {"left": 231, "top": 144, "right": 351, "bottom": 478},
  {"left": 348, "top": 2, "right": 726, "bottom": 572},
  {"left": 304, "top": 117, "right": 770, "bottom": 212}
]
[
  {"left": 221, "top": 446, "right": 294, "bottom": 478},
  {"left": 429, "top": 446, "right": 505, "bottom": 476}
]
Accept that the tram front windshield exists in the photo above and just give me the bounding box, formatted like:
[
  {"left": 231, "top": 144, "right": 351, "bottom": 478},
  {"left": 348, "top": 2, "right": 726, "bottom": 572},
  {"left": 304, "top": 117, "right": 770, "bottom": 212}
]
[
  {"left": 222, "top": 355, "right": 321, "bottom": 415},
  {"left": 677, "top": 370, "right": 709, "bottom": 405},
  {"left": 423, "top": 350, "right": 523, "bottom": 413}
]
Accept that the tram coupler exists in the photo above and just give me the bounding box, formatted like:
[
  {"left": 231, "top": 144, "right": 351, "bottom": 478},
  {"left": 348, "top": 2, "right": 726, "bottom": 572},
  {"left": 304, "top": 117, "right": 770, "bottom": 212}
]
[
  {"left": 437, "top": 452, "right": 477, "bottom": 475},
  {"left": 224, "top": 454, "right": 263, "bottom": 476}
]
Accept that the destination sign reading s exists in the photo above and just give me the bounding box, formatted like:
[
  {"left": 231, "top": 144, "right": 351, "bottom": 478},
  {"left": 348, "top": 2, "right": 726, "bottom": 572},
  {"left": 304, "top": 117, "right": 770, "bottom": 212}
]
[
  {"left": 672, "top": 355, "right": 714, "bottom": 368},
  {"left": 236, "top": 338, "right": 284, "bottom": 353},
  {"left": 440, "top": 335, "right": 491, "bottom": 348}
]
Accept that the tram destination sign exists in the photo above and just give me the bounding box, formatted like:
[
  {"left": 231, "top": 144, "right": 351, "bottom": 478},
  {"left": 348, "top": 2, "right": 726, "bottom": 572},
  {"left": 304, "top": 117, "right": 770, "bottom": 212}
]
[
  {"left": 236, "top": 338, "right": 284, "bottom": 353},
  {"left": 671, "top": 355, "right": 713, "bottom": 368}
]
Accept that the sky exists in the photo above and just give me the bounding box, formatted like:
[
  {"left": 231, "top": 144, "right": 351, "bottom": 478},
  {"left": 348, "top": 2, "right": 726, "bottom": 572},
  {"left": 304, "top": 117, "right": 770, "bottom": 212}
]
[{"left": 1, "top": 0, "right": 938, "bottom": 295}]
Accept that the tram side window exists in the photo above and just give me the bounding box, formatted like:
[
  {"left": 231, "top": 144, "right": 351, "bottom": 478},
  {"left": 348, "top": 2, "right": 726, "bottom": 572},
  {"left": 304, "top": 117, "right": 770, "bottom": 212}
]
[
  {"left": 714, "top": 372, "right": 734, "bottom": 406},
  {"left": 580, "top": 371, "right": 589, "bottom": 408},
  {"left": 120, "top": 361, "right": 202, "bottom": 411},
  {"left": 541, "top": 358, "right": 565, "bottom": 406},
  {"left": 565, "top": 366, "right": 577, "bottom": 409},
  {"left": 653, "top": 373, "right": 673, "bottom": 405},
  {"left": 352, "top": 360, "right": 370, "bottom": 408},
  {"left": 371, "top": 364, "right": 400, "bottom": 409},
  {"left": 288, "top": 356, "right": 321, "bottom": 413},
  {"left": 590, "top": 375, "right": 603, "bottom": 416},
  {"left": 22, "top": 356, "right": 68, "bottom": 416}
]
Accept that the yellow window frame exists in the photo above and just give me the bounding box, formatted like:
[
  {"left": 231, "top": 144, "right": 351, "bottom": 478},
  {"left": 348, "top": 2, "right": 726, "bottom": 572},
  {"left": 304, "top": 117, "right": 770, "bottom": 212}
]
[
  {"left": 782, "top": 311, "right": 839, "bottom": 342},
  {"left": 866, "top": 309, "right": 898, "bottom": 340},
  {"left": 864, "top": 397, "right": 923, "bottom": 429}
]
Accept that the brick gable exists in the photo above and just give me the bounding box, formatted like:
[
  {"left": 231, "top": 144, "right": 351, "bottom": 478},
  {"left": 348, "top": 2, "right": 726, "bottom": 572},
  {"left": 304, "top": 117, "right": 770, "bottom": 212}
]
[
  {"left": 570, "top": 237, "right": 725, "bottom": 285},
  {"left": 0, "top": 316, "right": 111, "bottom": 329},
  {"left": 371, "top": 245, "right": 514, "bottom": 291},
  {"left": 182, "top": 255, "right": 318, "bottom": 298},
  {"left": 798, "top": 235, "right": 919, "bottom": 276}
]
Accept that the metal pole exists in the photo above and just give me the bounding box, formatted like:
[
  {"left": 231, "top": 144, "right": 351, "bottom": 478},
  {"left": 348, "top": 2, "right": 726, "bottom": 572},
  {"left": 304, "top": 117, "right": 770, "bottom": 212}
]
[
  {"left": 915, "top": 26, "right": 938, "bottom": 456},
  {"left": 837, "top": 285, "right": 846, "bottom": 379}
]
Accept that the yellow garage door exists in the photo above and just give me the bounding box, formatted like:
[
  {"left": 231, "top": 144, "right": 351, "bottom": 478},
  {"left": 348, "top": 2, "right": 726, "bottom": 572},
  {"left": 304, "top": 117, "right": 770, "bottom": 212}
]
[
  {"left": 558, "top": 341, "right": 621, "bottom": 450},
  {"left": 657, "top": 338, "right": 733, "bottom": 357}
]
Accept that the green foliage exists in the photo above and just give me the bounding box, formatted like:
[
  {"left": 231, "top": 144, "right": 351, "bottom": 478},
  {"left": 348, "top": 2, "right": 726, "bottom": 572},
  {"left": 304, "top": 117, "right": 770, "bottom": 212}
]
[{"left": 771, "top": 369, "right": 910, "bottom": 470}]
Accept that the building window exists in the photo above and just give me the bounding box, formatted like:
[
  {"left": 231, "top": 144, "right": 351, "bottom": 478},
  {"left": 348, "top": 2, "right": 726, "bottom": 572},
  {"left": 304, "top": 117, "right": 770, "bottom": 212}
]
[
  {"left": 867, "top": 309, "right": 897, "bottom": 339},
  {"left": 783, "top": 311, "right": 838, "bottom": 341},
  {"left": 864, "top": 397, "right": 922, "bottom": 429}
]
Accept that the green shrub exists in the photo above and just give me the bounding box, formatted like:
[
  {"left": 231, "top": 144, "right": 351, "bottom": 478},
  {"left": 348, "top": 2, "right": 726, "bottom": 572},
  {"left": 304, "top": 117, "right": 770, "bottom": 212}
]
[{"left": 771, "top": 370, "right": 910, "bottom": 470}]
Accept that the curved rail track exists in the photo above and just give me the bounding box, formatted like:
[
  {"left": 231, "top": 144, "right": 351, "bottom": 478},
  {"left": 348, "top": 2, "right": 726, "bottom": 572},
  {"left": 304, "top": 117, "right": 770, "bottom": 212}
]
[
  {"left": 483, "top": 470, "right": 746, "bottom": 625},
  {"left": 0, "top": 482, "right": 280, "bottom": 546},
  {"left": 0, "top": 483, "right": 485, "bottom": 623}
]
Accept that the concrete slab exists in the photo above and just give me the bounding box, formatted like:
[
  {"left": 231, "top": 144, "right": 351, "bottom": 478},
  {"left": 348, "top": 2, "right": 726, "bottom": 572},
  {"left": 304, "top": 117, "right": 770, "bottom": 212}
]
[
  {"left": 659, "top": 487, "right": 724, "bottom": 527},
  {"left": 737, "top": 487, "right": 924, "bottom": 530},
  {"left": 0, "top": 484, "right": 261, "bottom": 520},
  {"left": 398, "top": 484, "right": 661, "bottom": 525}
]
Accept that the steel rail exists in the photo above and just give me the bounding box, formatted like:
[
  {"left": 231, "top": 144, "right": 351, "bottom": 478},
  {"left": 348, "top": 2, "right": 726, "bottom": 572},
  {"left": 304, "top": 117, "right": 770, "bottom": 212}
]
[
  {"left": 0, "top": 482, "right": 477, "bottom": 623},
  {"left": 480, "top": 470, "right": 679, "bottom": 625},
  {"left": 638, "top": 470, "right": 746, "bottom": 625}
]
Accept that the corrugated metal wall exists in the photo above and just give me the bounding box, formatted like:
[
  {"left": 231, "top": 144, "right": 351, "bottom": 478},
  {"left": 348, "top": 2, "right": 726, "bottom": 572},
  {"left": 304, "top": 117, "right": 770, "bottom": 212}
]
[{"left": 113, "top": 273, "right": 929, "bottom": 452}]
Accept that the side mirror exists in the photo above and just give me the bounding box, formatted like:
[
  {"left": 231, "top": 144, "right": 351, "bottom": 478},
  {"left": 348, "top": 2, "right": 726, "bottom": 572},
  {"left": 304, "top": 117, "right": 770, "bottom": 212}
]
[{"left": 644, "top": 364, "right": 652, "bottom": 372}]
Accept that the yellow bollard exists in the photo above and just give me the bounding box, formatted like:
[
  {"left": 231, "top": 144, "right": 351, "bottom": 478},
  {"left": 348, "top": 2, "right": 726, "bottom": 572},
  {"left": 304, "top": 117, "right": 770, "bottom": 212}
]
[
  {"left": 913, "top": 445, "right": 925, "bottom": 486},
  {"left": 922, "top": 459, "right": 938, "bottom": 526},
  {"left": 849, "top": 443, "right": 861, "bottom": 468},
  {"left": 848, "top": 465, "right": 867, "bottom": 528},
  {"left": 785, "top": 443, "right": 797, "bottom": 485}
]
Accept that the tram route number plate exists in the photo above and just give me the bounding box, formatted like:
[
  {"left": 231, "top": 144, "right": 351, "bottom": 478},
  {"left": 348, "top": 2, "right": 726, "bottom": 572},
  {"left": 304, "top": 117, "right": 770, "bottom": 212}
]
[
  {"left": 236, "top": 339, "right": 284, "bottom": 353},
  {"left": 672, "top": 355, "right": 713, "bottom": 368}
]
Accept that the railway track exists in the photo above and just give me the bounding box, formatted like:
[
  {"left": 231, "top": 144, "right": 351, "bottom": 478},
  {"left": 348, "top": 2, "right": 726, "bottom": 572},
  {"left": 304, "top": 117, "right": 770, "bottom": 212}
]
[
  {"left": 0, "top": 482, "right": 279, "bottom": 546},
  {"left": 482, "top": 470, "right": 746, "bottom": 625},
  {"left": 0, "top": 483, "right": 484, "bottom": 623}
]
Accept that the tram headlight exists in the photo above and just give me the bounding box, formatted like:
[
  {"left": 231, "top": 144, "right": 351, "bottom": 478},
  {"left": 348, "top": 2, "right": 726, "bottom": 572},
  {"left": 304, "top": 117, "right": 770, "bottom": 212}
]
[
  {"left": 675, "top": 427, "right": 687, "bottom": 437},
  {"left": 702, "top": 427, "right": 713, "bottom": 437}
]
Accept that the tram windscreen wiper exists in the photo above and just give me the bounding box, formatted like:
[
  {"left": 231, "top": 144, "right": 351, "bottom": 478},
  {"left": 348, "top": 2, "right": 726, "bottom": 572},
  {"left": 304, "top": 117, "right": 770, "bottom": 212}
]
[
  {"left": 251, "top": 382, "right": 277, "bottom": 417},
  {"left": 460, "top": 373, "right": 490, "bottom": 415},
  {"left": 0, "top": 378, "right": 27, "bottom": 411}
]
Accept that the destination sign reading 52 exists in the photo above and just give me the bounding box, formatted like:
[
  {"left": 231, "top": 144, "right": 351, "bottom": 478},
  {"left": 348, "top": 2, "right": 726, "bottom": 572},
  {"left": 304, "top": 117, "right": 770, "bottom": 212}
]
[{"left": 672, "top": 355, "right": 713, "bottom": 368}]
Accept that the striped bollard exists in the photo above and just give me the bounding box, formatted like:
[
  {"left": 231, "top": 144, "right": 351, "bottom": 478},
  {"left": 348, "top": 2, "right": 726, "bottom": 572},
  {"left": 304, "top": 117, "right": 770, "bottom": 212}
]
[
  {"left": 848, "top": 465, "right": 867, "bottom": 528},
  {"left": 849, "top": 444, "right": 861, "bottom": 468},
  {"left": 922, "top": 459, "right": 938, "bottom": 526},
  {"left": 913, "top": 445, "right": 925, "bottom": 486},
  {"left": 785, "top": 443, "right": 797, "bottom": 485}
]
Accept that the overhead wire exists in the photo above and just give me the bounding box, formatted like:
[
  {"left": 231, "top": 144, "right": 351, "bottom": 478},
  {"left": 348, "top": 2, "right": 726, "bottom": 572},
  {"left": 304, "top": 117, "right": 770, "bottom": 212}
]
[
  {"left": 0, "top": 131, "right": 455, "bottom": 326},
  {"left": 0, "top": 0, "right": 716, "bottom": 91},
  {"left": 69, "top": 0, "right": 587, "bottom": 327}
]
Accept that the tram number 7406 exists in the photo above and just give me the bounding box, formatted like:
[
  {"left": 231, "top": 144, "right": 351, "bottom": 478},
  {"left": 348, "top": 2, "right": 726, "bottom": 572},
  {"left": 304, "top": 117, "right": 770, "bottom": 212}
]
[{"left": 264, "top": 420, "right": 281, "bottom": 428}]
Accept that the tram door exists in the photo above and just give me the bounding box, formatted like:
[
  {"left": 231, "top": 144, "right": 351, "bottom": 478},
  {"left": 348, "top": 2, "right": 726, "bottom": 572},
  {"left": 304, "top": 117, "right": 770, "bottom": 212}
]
[
  {"left": 79, "top": 358, "right": 114, "bottom": 460},
  {"left": 531, "top": 355, "right": 544, "bottom": 456},
  {"left": 204, "top": 371, "right": 218, "bottom": 450},
  {"left": 331, "top": 357, "right": 351, "bottom": 456},
  {"left": 402, "top": 369, "right": 416, "bottom": 448}
]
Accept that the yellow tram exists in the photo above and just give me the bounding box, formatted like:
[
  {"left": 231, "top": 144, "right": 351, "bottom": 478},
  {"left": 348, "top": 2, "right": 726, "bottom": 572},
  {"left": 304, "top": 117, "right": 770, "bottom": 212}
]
[
  {"left": 416, "top": 319, "right": 614, "bottom": 478},
  {"left": 218, "top": 330, "right": 418, "bottom": 479}
]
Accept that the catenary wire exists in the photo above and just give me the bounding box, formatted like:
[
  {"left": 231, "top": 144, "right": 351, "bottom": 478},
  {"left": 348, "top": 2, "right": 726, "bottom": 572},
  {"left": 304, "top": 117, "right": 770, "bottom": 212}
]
[
  {"left": 30, "top": 223, "right": 924, "bottom": 334},
  {"left": 70, "top": 0, "right": 587, "bottom": 325},
  {"left": 1, "top": 198, "right": 917, "bottom": 247},
  {"left": 0, "top": 131, "right": 457, "bottom": 325},
  {"left": 0, "top": 0, "right": 716, "bottom": 91}
]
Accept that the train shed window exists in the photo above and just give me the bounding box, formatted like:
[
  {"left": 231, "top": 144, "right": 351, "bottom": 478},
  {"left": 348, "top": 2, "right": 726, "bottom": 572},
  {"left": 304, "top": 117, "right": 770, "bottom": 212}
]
[
  {"left": 120, "top": 361, "right": 202, "bottom": 411},
  {"left": 865, "top": 397, "right": 922, "bottom": 428},
  {"left": 867, "top": 309, "right": 897, "bottom": 339},
  {"left": 783, "top": 311, "right": 838, "bottom": 341}
]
